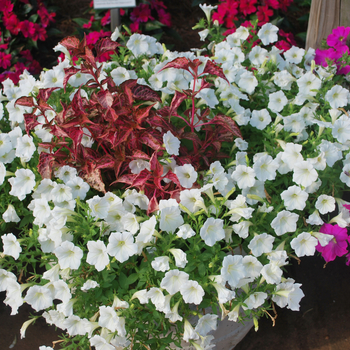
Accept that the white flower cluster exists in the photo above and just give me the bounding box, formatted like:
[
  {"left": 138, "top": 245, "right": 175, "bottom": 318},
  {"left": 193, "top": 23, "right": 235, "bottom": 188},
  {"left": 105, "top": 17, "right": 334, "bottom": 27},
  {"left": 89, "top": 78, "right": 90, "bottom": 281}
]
[{"left": 1, "top": 13, "right": 350, "bottom": 350}]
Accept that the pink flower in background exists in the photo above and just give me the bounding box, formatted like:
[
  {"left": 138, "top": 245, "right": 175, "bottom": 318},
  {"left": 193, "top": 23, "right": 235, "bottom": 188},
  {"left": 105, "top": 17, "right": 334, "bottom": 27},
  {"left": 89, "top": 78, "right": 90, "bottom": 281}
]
[
  {"left": 316, "top": 223, "right": 349, "bottom": 262},
  {"left": 0, "top": 52, "right": 12, "bottom": 69},
  {"left": 130, "top": 4, "right": 154, "bottom": 23},
  {"left": 327, "top": 26, "right": 350, "bottom": 47}
]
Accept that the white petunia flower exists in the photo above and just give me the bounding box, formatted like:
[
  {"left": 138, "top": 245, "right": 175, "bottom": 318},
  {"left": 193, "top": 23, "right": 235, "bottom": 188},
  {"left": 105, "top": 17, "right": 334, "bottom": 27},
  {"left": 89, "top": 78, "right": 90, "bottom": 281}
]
[
  {"left": 200, "top": 217, "right": 225, "bottom": 246},
  {"left": 325, "top": 84, "right": 349, "bottom": 109},
  {"left": 271, "top": 210, "right": 299, "bottom": 236},
  {"left": 250, "top": 109, "right": 272, "bottom": 130},
  {"left": 2, "top": 204, "right": 20, "bottom": 223},
  {"left": 86, "top": 240, "right": 109, "bottom": 271},
  {"left": 24, "top": 285, "right": 53, "bottom": 312},
  {"left": 268, "top": 91, "right": 288, "bottom": 113},
  {"left": 163, "top": 130, "right": 180, "bottom": 156},
  {"left": 291, "top": 232, "right": 318, "bottom": 257},
  {"left": 258, "top": 23, "right": 279, "bottom": 45},
  {"left": 8, "top": 168, "right": 36, "bottom": 201},
  {"left": 2, "top": 233, "right": 22, "bottom": 259},
  {"left": 169, "top": 248, "right": 188, "bottom": 268},
  {"left": 293, "top": 160, "right": 318, "bottom": 187},
  {"left": 161, "top": 269, "right": 189, "bottom": 295},
  {"left": 176, "top": 223, "right": 196, "bottom": 239},
  {"left": 315, "top": 194, "right": 336, "bottom": 215},
  {"left": 221, "top": 255, "right": 245, "bottom": 288},
  {"left": 175, "top": 164, "right": 198, "bottom": 189},
  {"left": 107, "top": 231, "right": 138, "bottom": 263},
  {"left": 180, "top": 280, "right": 205, "bottom": 305},
  {"left": 54, "top": 241, "right": 83, "bottom": 270},
  {"left": 281, "top": 185, "right": 308, "bottom": 211},
  {"left": 81, "top": 280, "right": 100, "bottom": 292},
  {"left": 284, "top": 46, "right": 305, "bottom": 64},
  {"left": 151, "top": 256, "right": 170, "bottom": 272},
  {"left": 231, "top": 164, "right": 256, "bottom": 189},
  {"left": 248, "top": 233, "right": 275, "bottom": 257}
]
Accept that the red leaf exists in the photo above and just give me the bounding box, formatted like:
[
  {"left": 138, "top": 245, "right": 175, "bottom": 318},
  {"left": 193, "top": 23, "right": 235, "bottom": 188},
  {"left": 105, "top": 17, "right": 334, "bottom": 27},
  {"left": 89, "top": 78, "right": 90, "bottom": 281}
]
[
  {"left": 131, "top": 169, "right": 152, "bottom": 188},
  {"left": 80, "top": 168, "right": 106, "bottom": 193},
  {"left": 63, "top": 67, "right": 81, "bottom": 91},
  {"left": 23, "top": 113, "right": 40, "bottom": 135},
  {"left": 147, "top": 191, "right": 159, "bottom": 215},
  {"left": 15, "top": 96, "right": 35, "bottom": 108},
  {"left": 138, "top": 132, "right": 162, "bottom": 151},
  {"left": 132, "top": 84, "right": 161, "bottom": 103},
  {"left": 38, "top": 153, "right": 56, "bottom": 179},
  {"left": 97, "top": 90, "right": 114, "bottom": 109},
  {"left": 170, "top": 90, "right": 187, "bottom": 114},
  {"left": 158, "top": 57, "right": 190, "bottom": 72},
  {"left": 202, "top": 60, "right": 229, "bottom": 83},
  {"left": 60, "top": 36, "right": 80, "bottom": 51},
  {"left": 37, "top": 87, "right": 59, "bottom": 102},
  {"left": 211, "top": 115, "right": 243, "bottom": 139},
  {"left": 95, "top": 38, "right": 120, "bottom": 59}
]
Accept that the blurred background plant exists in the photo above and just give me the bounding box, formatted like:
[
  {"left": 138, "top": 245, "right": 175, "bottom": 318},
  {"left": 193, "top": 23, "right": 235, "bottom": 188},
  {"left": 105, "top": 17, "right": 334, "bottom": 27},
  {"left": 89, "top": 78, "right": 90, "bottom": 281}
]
[{"left": 0, "top": 0, "right": 312, "bottom": 84}]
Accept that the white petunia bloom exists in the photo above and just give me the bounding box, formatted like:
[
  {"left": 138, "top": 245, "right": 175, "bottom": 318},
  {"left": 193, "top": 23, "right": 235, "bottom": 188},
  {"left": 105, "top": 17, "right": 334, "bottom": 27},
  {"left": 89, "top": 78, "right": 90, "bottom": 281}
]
[
  {"left": 297, "top": 71, "right": 322, "bottom": 96},
  {"left": 250, "top": 109, "right": 272, "bottom": 130},
  {"left": 242, "top": 255, "right": 263, "bottom": 278},
  {"left": 180, "top": 280, "right": 205, "bottom": 305},
  {"left": 200, "top": 217, "right": 225, "bottom": 246},
  {"left": 54, "top": 241, "right": 83, "bottom": 270},
  {"left": 174, "top": 164, "right": 197, "bottom": 188},
  {"left": 325, "top": 84, "right": 349, "bottom": 109},
  {"left": 2, "top": 233, "right": 22, "bottom": 259},
  {"left": 242, "top": 292, "right": 268, "bottom": 310},
  {"left": 315, "top": 194, "right": 336, "bottom": 215},
  {"left": 86, "top": 240, "right": 109, "bottom": 271},
  {"left": 273, "top": 279, "right": 305, "bottom": 310},
  {"left": 15, "top": 134, "right": 36, "bottom": 162},
  {"left": 238, "top": 71, "right": 258, "bottom": 94},
  {"left": 271, "top": 210, "right": 299, "bottom": 236},
  {"left": 163, "top": 131, "right": 180, "bottom": 155},
  {"left": 284, "top": 46, "right": 305, "bottom": 64},
  {"left": 176, "top": 223, "right": 196, "bottom": 239},
  {"left": 180, "top": 188, "right": 204, "bottom": 213},
  {"left": 268, "top": 91, "right": 288, "bottom": 113},
  {"left": 231, "top": 164, "right": 256, "bottom": 189},
  {"left": 293, "top": 160, "right": 318, "bottom": 188},
  {"left": 2, "top": 204, "right": 20, "bottom": 223},
  {"left": 195, "top": 314, "right": 218, "bottom": 337},
  {"left": 291, "top": 232, "right": 318, "bottom": 257},
  {"left": 159, "top": 204, "right": 183, "bottom": 234},
  {"left": 319, "top": 140, "right": 343, "bottom": 167},
  {"left": 81, "top": 280, "right": 100, "bottom": 292},
  {"left": 24, "top": 285, "right": 53, "bottom": 312},
  {"left": 129, "top": 159, "right": 150, "bottom": 174},
  {"left": 169, "top": 248, "right": 188, "bottom": 268},
  {"left": 261, "top": 263, "right": 283, "bottom": 284},
  {"left": 253, "top": 153, "right": 278, "bottom": 182},
  {"left": 258, "top": 23, "right": 279, "bottom": 45},
  {"left": 107, "top": 231, "right": 138, "bottom": 263},
  {"left": 161, "top": 269, "right": 189, "bottom": 295},
  {"left": 281, "top": 185, "right": 308, "bottom": 211},
  {"left": 151, "top": 256, "right": 171, "bottom": 272},
  {"left": 8, "top": 168, "right": 36, "bottom": 201},
  {"left": 332, "top": 115, "right": 350, "bottom": 143},
  {"left": 221, "top": 255, "right": 245, "bottom": 288},
  {"left": 248, "top": 233, "right": 275, "bottom": 257}
]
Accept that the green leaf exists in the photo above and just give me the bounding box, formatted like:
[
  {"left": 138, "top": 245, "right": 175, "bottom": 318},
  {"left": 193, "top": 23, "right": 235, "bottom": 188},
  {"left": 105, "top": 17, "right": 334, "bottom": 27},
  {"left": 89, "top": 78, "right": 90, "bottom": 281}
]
[
  {"left": 127, "top": 273, "right": 139, "bottom": 285},
  {"left": 73, "top": 18, "right": 89, "bottom": 26},
  {"left": 119, "top": 272, "right": 129, "bottom": 289},
  {"left": 192, "top": 0, "right": 205, "bottom": 6},
  {"left": 198, "top": 262, "right": 206, "bottom": 277}
]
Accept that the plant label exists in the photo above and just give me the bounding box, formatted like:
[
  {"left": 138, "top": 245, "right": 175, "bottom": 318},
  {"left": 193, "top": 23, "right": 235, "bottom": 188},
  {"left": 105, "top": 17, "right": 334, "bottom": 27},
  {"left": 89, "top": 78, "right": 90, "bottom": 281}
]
[{"left": 93, "top": 0, "right": 136, "bottom": 9}]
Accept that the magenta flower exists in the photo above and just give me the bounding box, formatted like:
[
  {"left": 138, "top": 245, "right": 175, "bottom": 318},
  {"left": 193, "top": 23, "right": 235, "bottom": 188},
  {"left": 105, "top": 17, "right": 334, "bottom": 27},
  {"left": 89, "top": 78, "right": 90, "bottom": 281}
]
[
  {"left": 327, "top": 26, "right": 350, "bottom": 47},
  {"left": 316, "top": 224, "right": 349, "bottom": 262}
]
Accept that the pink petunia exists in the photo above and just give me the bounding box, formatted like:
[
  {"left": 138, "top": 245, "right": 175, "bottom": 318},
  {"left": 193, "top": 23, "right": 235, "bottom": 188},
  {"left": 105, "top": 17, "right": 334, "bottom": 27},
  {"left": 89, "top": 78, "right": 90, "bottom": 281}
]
[
  {"left": 316, "top": 223, "right": 349, "bottom": 262},
  {"left": 327, "top": 26, "right": 350, "bottom": 48},
  {"left": 0, "top": 51, "right": 12, "bottom": 69}
]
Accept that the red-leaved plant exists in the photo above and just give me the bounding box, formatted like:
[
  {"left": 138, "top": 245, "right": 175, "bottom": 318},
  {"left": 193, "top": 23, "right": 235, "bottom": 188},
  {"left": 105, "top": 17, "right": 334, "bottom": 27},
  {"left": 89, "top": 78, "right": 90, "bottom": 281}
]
[{"left": 16, "top": 36, "right": 242, "bottom": 212}]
